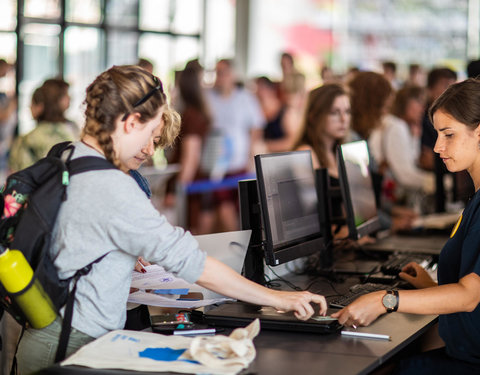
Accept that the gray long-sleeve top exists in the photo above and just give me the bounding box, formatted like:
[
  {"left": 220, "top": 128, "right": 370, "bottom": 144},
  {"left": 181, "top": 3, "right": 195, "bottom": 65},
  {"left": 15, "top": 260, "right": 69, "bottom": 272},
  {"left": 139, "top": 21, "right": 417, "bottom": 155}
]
[{"left": 50, "top": 142, "right": 206, "bottom": 338}]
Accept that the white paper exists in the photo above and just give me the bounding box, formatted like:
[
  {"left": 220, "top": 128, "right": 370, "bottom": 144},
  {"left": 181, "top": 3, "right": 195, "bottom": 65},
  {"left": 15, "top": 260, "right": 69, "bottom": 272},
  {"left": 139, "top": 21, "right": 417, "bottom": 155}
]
[
  {"left": 61, "top": 322, "right": 260, "bottom": 374},
  {"left": 131, "top": 264, "right": 193, "bottom": 290},
  {"left": 128, "top": 290, "right": 232, "bottom": 308}
]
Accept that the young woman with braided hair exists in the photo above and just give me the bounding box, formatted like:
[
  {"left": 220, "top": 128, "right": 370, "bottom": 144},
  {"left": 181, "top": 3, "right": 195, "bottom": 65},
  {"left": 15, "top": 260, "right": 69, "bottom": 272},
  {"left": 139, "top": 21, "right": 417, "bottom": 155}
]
[{"left": 16, "top": 65, "right": 327, "bottom": 374}]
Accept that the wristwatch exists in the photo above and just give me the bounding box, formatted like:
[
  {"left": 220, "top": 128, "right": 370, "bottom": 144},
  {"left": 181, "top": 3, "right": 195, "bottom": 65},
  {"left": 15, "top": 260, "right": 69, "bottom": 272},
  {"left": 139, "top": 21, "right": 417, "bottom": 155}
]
[{"left": 382, "top": 290, "right": 399, "bottom": 313}]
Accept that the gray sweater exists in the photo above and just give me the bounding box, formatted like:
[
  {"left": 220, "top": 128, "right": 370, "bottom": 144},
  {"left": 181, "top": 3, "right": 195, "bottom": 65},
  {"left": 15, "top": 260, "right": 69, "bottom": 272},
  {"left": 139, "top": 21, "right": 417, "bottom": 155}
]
[{"left": 50, "top": 142, "right": 206, "bottom": 338}]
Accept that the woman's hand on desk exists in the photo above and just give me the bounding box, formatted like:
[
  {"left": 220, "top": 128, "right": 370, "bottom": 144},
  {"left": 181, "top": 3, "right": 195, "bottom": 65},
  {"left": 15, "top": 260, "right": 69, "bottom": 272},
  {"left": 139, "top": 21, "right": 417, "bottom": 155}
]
[
  {"left": 196, "top": 256, "right": 327, "bottom": 321},
  {"left": 330, "top": 291, "right": 386, "bottom": 327},
  {"left": 399, "top": 262, "right": 437, "bottom": 289},
  {"left": 271, "top": 290, "right": 328, "bottom": 321}
]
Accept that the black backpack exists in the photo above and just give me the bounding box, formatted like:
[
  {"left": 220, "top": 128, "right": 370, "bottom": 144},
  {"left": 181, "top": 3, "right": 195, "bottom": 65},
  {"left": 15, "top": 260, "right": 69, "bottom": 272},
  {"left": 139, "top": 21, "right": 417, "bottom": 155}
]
[{"left": 0, "top": 141, "right": 116, "bottom": 364}]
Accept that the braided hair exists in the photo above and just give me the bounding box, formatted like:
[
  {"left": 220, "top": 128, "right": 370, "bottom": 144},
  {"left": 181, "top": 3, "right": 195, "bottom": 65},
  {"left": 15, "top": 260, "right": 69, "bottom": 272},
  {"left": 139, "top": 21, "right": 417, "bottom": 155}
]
[{"left": 83, "top": 65, "right": 180, "bottom": 167}]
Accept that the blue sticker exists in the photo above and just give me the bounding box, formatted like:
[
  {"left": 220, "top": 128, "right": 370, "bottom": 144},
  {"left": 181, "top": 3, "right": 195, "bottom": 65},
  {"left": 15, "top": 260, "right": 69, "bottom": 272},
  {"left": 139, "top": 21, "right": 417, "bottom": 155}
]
[{"left": 139, "top": 348, "right": 187, "bottom": 361}]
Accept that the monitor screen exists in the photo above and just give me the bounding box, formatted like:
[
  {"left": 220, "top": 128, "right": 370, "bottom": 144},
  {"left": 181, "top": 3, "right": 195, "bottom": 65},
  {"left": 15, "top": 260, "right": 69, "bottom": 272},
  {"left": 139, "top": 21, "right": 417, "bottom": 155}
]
[
  {"left": 337, "top": 140, "right": 381, "bottom": 239},
  {"left": 255, "top": 151, "right": 325, "bottom": 266}
]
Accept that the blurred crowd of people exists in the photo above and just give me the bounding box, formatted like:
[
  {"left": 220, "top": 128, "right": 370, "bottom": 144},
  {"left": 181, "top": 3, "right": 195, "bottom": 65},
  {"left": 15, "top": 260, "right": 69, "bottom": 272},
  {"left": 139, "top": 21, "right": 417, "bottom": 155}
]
[{"left": 0, "top": 54, "right": 477, "bottom": 237}]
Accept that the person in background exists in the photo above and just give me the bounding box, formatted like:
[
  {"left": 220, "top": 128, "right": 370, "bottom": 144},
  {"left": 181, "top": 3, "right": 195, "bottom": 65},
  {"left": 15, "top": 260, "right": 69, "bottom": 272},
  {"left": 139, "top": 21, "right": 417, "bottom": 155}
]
[
  {"left": 294, "top": 83, "right": 350, "bottom": 178},
  {"left": 332, "top": 78, "right": 480, "bottom": 375},
  {"left": 0, "top": 60, "right": 16, "bottom": 124},
  {"left": 255, "top": 76, "right": 301, "bottom": 152},
  {"left": 9, "top": 78, "right": 79, "bottom": 172},
  {"left": 278, "top": 52, "right": 307, "bottom": 111},
  {"left": 14, "top": 65, "right": 327, "bottom": 374},
  {"left": 320, "top": 65, "right": 336, "bottom": 84},
  {"left": 348, "top": 71, "right": 393, "bottom": 141},
  {"left": 204, "top": 59, "right": 265, "bottom": 232},
  {"left": 166, "top": 60, "right": 214, "bottom": 234},
  {"left": 382, "top": 61, "right": 401, "bottom": 90},
  {"left": 419, "top": 67, "right": 457, "bottom": 171},
  {"left": 405, "top": 63, "right": 426, "bottom": 88},
  {"left": 418, "top": 67, "right": 459, "bottom": 213},
  {"left": 0, "top": 59, "right": 16, "bottom": 182},
  {"left": 348, "top": 71, "right": 415, "bottom": 232},
  {"left": 368, "top": 85, "right": 435, "bottom": 209},
  {"left": 466, "top": 59, "right": 480, "bottom": 80}
]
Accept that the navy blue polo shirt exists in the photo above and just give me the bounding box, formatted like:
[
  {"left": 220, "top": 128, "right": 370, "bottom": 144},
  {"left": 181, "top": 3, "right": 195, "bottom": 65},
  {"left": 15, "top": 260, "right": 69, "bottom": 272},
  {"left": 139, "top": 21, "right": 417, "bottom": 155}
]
[{"left": 438, "top": 189, "right": 480, "bottom": 364}]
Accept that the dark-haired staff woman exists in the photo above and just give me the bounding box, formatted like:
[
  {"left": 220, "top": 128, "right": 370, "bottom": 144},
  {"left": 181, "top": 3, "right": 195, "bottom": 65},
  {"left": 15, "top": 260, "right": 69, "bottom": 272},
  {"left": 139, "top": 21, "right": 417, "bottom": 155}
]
[{"left": 332, "top": 78, "right": 480, "bottom": 374}]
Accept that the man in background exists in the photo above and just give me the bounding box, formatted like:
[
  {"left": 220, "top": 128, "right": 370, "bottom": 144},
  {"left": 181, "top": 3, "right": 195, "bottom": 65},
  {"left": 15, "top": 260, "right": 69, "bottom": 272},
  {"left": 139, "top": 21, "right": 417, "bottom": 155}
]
[{"left": 204, "top": 59, "right": 265, "bottom": 232}]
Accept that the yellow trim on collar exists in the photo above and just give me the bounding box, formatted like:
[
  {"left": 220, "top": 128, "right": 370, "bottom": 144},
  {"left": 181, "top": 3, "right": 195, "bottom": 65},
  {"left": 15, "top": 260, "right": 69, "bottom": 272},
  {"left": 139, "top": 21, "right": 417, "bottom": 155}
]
[{"left": 450, "top": 214, "right": 462, "bottom": 238}]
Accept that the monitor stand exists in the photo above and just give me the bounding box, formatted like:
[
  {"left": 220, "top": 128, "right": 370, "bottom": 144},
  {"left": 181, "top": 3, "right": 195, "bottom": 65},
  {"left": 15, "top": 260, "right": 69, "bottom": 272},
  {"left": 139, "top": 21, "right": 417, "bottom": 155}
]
[{"left": 239, "top": 179, "right": 265, "bottom": 285}]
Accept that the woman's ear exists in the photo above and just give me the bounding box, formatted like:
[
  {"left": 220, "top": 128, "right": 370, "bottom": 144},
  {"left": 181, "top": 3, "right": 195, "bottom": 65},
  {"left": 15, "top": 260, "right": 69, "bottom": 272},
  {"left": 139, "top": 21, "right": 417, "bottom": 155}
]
[
  {"left": 123, "top": 113, "right": 142, "bottom": 134},
  {"left": 475, "top": 123, "right": 480, "bottom": 138}
]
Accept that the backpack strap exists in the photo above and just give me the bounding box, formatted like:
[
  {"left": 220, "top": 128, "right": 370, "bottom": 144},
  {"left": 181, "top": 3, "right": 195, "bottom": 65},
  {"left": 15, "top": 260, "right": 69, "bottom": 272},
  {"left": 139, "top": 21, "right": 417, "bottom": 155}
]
[
  {"left": 60, "top": 157, "right": 116, "bottom": 201},
  {"left": 47, "top": 141, "right": 74, "bottom": 159},
  {"left": 68, "top": 156, "right": 116, "bottom": 175},
  {"left": 9, "top": 325, "right": 25, "bottom": 375},
  {"left": 54, "top": 156, "right": 115, "bottom": 362},
  {"left": 54, "top": 253, "right": 109, "bottom": 363}
]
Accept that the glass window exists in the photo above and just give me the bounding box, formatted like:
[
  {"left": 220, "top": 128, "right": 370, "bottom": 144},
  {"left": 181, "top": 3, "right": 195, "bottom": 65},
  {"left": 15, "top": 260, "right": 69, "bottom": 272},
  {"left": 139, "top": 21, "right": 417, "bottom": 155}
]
[
  {"left": 0, "top": 33, "right": 16, "bottom": 97},
  {"left": 65, "top": 26, "right": 105, "bottom": 126},
  {"left": 65, "top": 0, "right": 102, "bottom": 24},
  {"left": 106, "top": 0, "right": 139, "bottom": 27},
  {"left": 0, "top": 0, "right": 17, "bottom": 30},
  {"left": 107, "top": 31, "right": 138, "bottom": 67},
  {"left": 138, "top": 33, "right": 170, "bottom": 81},
  {"left": 204, "top": 0, "right": 235, "bottom": 69},
  {"left": 20, "top": 23, "right": 61, "bottom": 134},
  {"left": 172, "top": 0, "right": 202, "bottom": 34},
  {"left": 174, "top": 36, "right": 200, "bottom": 70},
  {"left": 139, "top": 0, "right": 170, "bottom": 31},
  {"left": 22, "top": 23, "right": 60, "bottom": 81},
  {"left": 24, "top": 0, "right": 61, "bottom": 19},
  {"left": 0, "top": 32, "right": 17, "bottom": 62}
]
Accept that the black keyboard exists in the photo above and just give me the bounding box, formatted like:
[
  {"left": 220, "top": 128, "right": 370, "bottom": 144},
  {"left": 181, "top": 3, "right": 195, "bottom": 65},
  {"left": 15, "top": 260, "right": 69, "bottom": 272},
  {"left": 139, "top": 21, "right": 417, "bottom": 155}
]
[
  {"left": 380, "top": 254, "right": 433, "bottom": 275},
  {"left": 329, "top": 283, "right": 395, "bottom": 309}
]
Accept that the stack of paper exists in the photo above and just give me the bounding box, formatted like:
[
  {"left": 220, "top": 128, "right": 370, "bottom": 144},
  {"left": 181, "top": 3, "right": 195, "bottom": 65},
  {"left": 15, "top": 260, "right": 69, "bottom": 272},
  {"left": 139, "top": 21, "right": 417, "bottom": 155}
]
[{"left": 129, "top": 264, "right": 233, "bottom": 308}]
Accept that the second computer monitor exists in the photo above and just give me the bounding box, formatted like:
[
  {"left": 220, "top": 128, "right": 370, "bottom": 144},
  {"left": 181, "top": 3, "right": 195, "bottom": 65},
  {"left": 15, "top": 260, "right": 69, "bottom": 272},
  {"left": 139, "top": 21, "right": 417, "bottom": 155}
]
[
  {"left": 337, "top": 140, "right": 382, "bottom": 239},
  {"left": 255, "top": 151, "right": 326, "bottom": 266}
]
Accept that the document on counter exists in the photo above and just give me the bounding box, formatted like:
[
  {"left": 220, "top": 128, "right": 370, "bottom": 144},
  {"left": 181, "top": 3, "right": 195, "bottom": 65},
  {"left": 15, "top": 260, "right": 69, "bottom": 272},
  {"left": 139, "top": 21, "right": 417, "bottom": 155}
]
[
  {"left": 131, "top": 264, "right": 193, "bottom": 291},
  {"left": 128, "top": 290, "right": 233, "bottom": 308}
]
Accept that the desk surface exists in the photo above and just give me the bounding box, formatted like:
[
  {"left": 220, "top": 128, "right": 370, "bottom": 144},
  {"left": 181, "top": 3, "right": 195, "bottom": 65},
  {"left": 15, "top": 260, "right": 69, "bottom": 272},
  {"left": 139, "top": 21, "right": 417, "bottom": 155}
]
[
  {"left": 251, "top": 312, "right": 437, "bottom": 375},
  {"left": 36, "top": 311, "right": 437, "bottom": 375},
  {"left": 37, "top": 272, "right": 438, "bottom": 375}
]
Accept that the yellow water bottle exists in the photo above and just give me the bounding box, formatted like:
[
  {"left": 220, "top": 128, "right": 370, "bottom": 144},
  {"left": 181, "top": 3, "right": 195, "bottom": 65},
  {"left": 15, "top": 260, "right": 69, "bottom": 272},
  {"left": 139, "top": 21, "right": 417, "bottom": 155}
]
[{"left": 0, "top": 245, "right": 57, "bottom": 328}]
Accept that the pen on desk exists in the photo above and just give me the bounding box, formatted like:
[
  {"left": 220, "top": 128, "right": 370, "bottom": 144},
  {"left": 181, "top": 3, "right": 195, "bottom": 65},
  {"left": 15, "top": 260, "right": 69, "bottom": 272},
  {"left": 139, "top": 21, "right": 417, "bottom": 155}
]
[
  {"left": 173, "top": 328, "right": 216, "bottom": 336},
  {"left": 136, "top": 260, "right": 147, "bottom": 273},
  {"left": 341, "top": 330, "right": 391, "bottom": 341}
]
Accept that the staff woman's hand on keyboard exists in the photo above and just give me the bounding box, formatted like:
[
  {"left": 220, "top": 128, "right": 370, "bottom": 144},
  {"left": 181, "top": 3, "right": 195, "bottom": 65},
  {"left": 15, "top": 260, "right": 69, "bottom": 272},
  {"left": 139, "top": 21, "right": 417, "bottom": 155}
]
[
  {"left": 331, "top": 291, "right": 386, "bottom": 327},
  {"left": 399, "top": 262, "right": 437, "bottom": 289},
  {"left": 272, "top": 290, "right": 327, "bottom": 321}
]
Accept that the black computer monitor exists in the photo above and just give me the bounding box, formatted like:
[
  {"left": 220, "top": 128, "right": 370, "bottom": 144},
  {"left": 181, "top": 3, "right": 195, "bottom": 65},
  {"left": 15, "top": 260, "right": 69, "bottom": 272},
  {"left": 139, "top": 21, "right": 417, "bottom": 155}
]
[
  {"left": 337, "top": 140, "right": 382, "bottom": 240},
  {"left": 254, "top": 151, "right": 326, "bottom": 266}
]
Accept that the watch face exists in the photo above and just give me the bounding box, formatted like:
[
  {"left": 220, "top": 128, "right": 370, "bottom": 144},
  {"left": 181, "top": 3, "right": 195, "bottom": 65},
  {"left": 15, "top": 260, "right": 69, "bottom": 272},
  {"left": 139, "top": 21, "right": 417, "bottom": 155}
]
[{"left": 382, "top": 293, "right": 397, "bottom": 309}]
